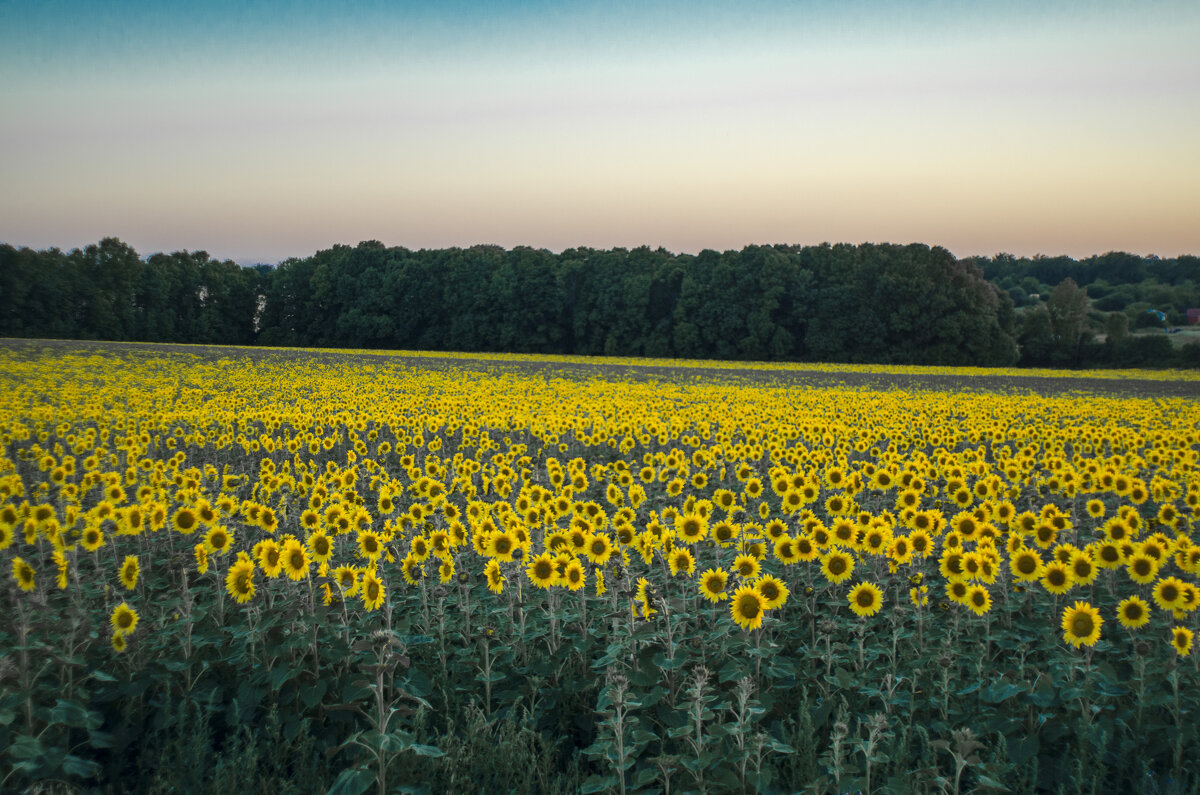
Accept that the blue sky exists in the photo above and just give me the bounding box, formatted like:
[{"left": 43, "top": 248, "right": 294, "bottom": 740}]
[{"left": 2, "top": 1, "right": 1198, "bottom": 263}]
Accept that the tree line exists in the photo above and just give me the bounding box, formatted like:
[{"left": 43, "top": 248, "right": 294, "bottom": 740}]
[{"left": 2, "top": 238, "right": 1198, "bottom": 368}]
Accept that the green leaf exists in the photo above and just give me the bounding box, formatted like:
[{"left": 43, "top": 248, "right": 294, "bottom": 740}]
[
  {"left": 409, "top": 743, "right": 445, "bottom": 757},
  {"left": 62, "top": 754, "right": 102, "bottom": 779},
  {"left": 302, "top": 679, "right": 329, "bottom": 709},
  {"left": 580, "top": 774, "right": 617, "bottom": 793},
  {"left": 327, "top": 767, "right": 375, "bottom": 795},
  {"left": 7, "top": 734, "right": 44, "bottom": 760},
  {"left": 976, "top": 774, "right": 1009, "bottom": 791}
]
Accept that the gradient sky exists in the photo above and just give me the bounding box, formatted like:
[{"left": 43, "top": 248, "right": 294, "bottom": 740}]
[{"left": 2, "top": 1, "right": 1198, "bottom": 264}]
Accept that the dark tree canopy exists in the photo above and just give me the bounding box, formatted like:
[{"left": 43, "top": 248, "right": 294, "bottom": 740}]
[{"left": 2, "top": 238, "right": 1197, "bottom": 368}]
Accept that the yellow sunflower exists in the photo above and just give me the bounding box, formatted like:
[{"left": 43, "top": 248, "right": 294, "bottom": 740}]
[
  {"left": 524, "top": 552, "right": 556, "bottom": 589},
  {"left": 669, "top": 548, "right": 696, "bottom": 577},
  {"left": 698, "top": 568, "right": 729, "bottom": 602},
  {"left": 754, "top": 575, "right": 789, "bottom": 610},
  {"left": 110, "top": 602, "right": 139, "bottom": 637},
  {"left": 821, "top": 550, "right": 854, "bottom": 584},
  {"left": 12, "top": 557, "right": 35, "bottom": 592},
  {"left": 1061, "top": 601, "right": 1102, "bottom": 648},
  {"left": 730, "top": 586, "right": 766, "bottom": 631},
  {"left": 119, "top": 555, "right": 139, "bottom": 590},
  {"left": 280, "top": 539, "right": 310, "bottom": 581},
  {"left": 225, "top": 557, "right": 257, "bottom": 604},
  {"left": 1117, "top": 596, "right": 1150, "bottom": 629},
  {"left": 361, "top": 570, "right": 386, "bottom": 611},
  {"left": 848, "top": 582, "right": 884, "bottom": 617},
  {"left": 485, "top": 559, "right": 506, "bottom": 594},
  {"left": 1172, "top": 626, "right": 1194, "bottom": 657}
]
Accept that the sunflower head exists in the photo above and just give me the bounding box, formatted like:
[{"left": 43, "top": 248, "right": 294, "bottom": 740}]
[{"left": 730, "top": 586, "right": 766, "bottom": 631}]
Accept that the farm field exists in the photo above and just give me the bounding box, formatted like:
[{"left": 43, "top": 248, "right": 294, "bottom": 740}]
[{"left": 2, "top": 339, "right": 1200, "bottom": 794}]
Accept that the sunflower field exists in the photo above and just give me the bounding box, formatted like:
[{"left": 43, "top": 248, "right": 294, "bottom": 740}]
[{"left": 2, "top": 340, "right": 1200, "bottom": 794}]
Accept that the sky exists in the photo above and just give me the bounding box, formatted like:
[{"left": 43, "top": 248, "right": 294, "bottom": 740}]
[{"left": 1, "top": 0, "right": 1198, "bottom": 265}]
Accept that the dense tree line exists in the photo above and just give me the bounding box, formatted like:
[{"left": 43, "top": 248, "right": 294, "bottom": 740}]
[
  {"left": 0, "top": 239, "right": 263, "bottom": 345},
  {"left": 3, "top": 238, "right": 1198, "bottom": 368}
]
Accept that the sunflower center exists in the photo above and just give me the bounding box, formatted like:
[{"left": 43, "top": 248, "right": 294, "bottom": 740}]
[
  {"left": 829, "top": 558, "right": 846, "bottom": 575},
  {"left": 1163, "top": 584, "right": 1179, "bottom": 602},
  {"left": 856, "top": 591, "right": 875, "bottom": 607},
  {"left": 738, "top": 597, "right": 760, "bottom": 619},
  {"left": 1071, "top": 614, "right": 1094, "bottom": 637}
]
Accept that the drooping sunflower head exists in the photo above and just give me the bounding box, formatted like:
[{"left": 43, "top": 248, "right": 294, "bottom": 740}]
[{"left": 119, "top": 555, "right": 139, "bottom": 590}]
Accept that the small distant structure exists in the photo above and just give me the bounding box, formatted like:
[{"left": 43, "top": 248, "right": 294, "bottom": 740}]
[
  {"left": 1148, "top": 309, "right": 1167, "bottom": 324},
  {"left": 1188, "top": 308, "right": 1200, "bottom": 325}
]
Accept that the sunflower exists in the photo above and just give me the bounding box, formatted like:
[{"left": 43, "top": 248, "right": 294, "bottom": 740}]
[
  {"left": 1117, "top": 596, "right": 1151, "bottom": 629},
  {"left": 526, "top": 553, "right": 558, "bottom": 589},
  {"left": 732, "top": 554, "right": 761, "bottom": 580},
  {"left": 965, "top": 585, "right": 992, "bottom": 616},
  {"left": 754, "top": 575, "right": 789, "bottom": 610},
  {"left": 119, "top": 555, "right": 139, "bottom": 590},
  {"left": 585, "top": 533, "right": 614, "bottom": 565},
  {"left": 487, "top": 530, "right": 518, "bottom": 563},
  {"left": 907, "top": 529, "right": 933, "bottom": 558},
  {"left": 669, "top": 548, "right": 696, "bottom": 577},
  {"left": 1061, "top": 601, "right": 1102, "bottom": 648},
  {"left": 110, "top": 602, "right": 140, "bottom": 637},
  {"left": 1172, "top": 626, "right": 1194, "bottom": 657},
  {"left": 172, "top": 507, "right": 199, "bottom": 535},
  {"left": 204, "top": 525, "right": 233, "bottom": 556},
  {"left": 1153, "top": 576, "right": 1187, "bottom": 612},
  {"left": 675, "top": 513, "right": 708, "bottom": 544},
  {"left": 357, "top": 530, "right": 385, "bottom": 562},
  {"left": 821, "top": 550, "right": 854, "bottom": 584},
  {"left": 401, "top": 555, "right": 423, "bottom": 586},
  {"left": 887, "top": 536, "right": 912, "bottom": 565},
  {"left": 946, "top": 580, "right": 971, "bottom": 605},
  {"left": 1093, "top": 541, "right": 1124, "bottom": 569},
  {"left": 81, "top": 524, "right": 105, "bottom": 552},
  {"left": 225, "top": 557, "right": 257, "bottom": 604},
  {"left": 331, "top": 565, "right": 359, "bottom": 596},
  {"left": 1040, "top": 561, "right": 1072, "bottom": 595},
  {"left": 194, "top": 543, "right": 209, "bottom": 574},
  {"left": 562, "top": 558, "right": 586, "bottom": 591},
  {"left": 1069, "top": 552, "right": 1098, "bottom": 586},
  {"left": 361, "top": 570, "right": 386, "bottom": 610},
  {"left": 485, "top": 559, "right": 505, "bottom": 594},
  {"left": 307, "top": 530, "right": 333, "bottom": 565},
  {"left": 255, "top": 539, "right": 283, "bottom": 577},
  {"left": 54, "top": 550, "right": 68, "bottom": 590},
  {"left": 1009, "top": 549, "right": 1043, "bottom": 582},
  {"left": 698, "top": 568, "right": 729, "bottom": 602},
  {"left": 1126, "top": 552, "right": 1159, "bottom": 585},
  {"left": 730, "top": 585, "right": 766, "bottom": 631},
  {"left": 280, "top": 539, "right": 310, "bottom": 581},
  {"left": 12, "top": 557, "right": 35, "bottom": 592},
  {"left": 848, "top": 582, "right": 884, "bottom": 617}
]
